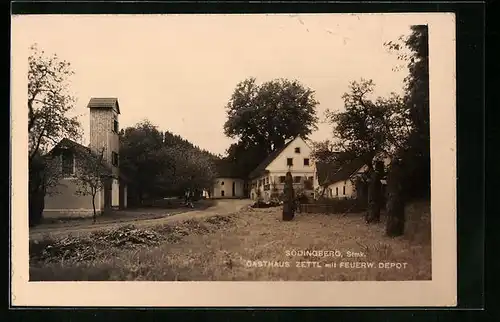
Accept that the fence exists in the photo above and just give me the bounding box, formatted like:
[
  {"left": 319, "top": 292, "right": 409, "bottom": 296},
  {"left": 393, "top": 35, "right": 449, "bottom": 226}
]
[{"left": 299, "top": 198, "right": 367, "bottom": 214}]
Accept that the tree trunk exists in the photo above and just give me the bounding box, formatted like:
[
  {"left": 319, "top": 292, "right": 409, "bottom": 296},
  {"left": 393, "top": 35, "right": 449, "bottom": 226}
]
[
  {"left": 386, "top": 159, "right": 405, "bottom": 237},
  {"left": 365, "top": 167, "right": 382, "bottom": 224},
  {"left": 92, "top": 195, "right": 97, "bottom": 224},
  {"left": 29, "top": 188, "right": 45, "bottom": 227},
  {"left": 29, "top": 158, "right": 45, "bottom": 227},
  {"left": 282, "top": 171, "right": 295, "bottom": 221}
]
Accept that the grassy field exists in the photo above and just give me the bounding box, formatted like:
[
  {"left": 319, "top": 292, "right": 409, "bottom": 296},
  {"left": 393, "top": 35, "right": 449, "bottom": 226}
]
[{"left": 29, "top": 200, "right": 431, "bottom": 281}]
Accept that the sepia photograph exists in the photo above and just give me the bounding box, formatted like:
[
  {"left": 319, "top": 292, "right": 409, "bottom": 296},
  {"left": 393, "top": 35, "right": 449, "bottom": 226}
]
[{"left": 11, "top": 13, "right": 456, "bottom": 306}]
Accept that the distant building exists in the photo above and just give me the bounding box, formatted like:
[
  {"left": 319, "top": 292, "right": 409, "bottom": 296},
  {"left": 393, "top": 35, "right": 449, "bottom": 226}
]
[
  {"left": 43, "top": 98, "right": 128, "bottom": 218},
  {"left": 248, "top": 136, "right": 315, "bottom": 202},
  {"left": 210, "top": 159, "right": 246, "bottom": 199},
  {"left": 314, "top": 155, "right": 390, "bottom": 200}
]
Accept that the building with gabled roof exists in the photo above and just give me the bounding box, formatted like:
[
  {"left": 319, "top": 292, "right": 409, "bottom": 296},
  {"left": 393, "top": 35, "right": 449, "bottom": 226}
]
[
  {"left": 43, "top": 97, "right": 128, "bottom": 218},
  {"left": 248, "top": 136, "right": 315, "bottom": 202},
  {"left": 210, "top": 159, "right": 246, "bottom": 199},
  {"left": 315, "top": 154, "right": 390, "bottom": 200}
]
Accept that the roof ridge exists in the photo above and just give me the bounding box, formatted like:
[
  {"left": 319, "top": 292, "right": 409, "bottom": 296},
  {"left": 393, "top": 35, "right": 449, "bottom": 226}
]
[
  {"left": 248, "top": 138, "right": 295, "bottom": 179},
  {"left": 87, "top": 97, "right": 120, "bottom": 114}
]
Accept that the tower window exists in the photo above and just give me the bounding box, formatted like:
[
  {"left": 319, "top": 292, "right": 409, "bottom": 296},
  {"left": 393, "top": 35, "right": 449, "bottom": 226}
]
[
  {"left": 61, "top": 150, "right": 74, "bottom": 177},
  {"left": 112, "top": 152, "right": 119, "bottom": 167},
  {"left": 113, "top": 119, "right": 119, "bottom": 133},
  {"left": 221, "top": 181, "right": 224, "bottom": 186},
  {"left": 303, "top": 158, "right": 310, "bottom": 166},
  {"left": 287, "top": 158, "right": 293, "bottom": 166}
]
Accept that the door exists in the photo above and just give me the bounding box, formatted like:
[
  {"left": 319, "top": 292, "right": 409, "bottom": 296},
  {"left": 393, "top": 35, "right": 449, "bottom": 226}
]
[
  {"left": 103, "top": 179, "right": 112, "bottom": 212},
  {"left": 232, "top": 182, "right": 236, "bottom": 197}
]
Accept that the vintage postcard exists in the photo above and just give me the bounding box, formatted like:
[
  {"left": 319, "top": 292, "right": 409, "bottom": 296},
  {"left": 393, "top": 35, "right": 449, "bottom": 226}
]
[{"left": 11, "top": 13, "right": 456, "bottom": 307}]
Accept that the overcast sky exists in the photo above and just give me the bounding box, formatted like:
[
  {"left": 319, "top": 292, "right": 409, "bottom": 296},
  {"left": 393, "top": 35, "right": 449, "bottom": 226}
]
[{"left": 16, "top": 14, "right": 417, "bottom": 155}]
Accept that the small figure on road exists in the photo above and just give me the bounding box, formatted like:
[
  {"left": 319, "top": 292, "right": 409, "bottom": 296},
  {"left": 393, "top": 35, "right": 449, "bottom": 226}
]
[{"left": 185, "top": 189, "right": 194, "bottom": 208}]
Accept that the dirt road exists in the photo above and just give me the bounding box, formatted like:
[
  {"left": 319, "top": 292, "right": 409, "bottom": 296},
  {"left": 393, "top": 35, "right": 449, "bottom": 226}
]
[{"left": 29, "top": 199, "right": 253, "bottom": 240}]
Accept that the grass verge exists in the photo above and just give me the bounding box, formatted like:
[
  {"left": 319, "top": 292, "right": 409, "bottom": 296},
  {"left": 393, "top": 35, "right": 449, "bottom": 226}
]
[{"left": 30, "top": 201, "right": 431, "bottom": 281}]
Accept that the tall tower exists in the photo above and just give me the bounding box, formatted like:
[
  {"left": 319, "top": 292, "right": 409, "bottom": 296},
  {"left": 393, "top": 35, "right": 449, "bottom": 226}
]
[{"left": 87, "top": 97, "right": 121, "bottom": 207}]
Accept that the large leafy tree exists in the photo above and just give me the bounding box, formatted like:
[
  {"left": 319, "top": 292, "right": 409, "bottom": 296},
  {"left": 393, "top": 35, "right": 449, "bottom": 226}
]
[
  {"left": 119, "top": 121, "right": 173, "bottom": 204},
  {"left": 28, "top": 44, "right": 81, "bottom": 226},
  {"left": 224, "top": 140, "right": 268, "bottom": 179},
  {"left": 224, "top": 77, "right": 319, "bottom": 177},
  {"left": 326, "top": 79, "right": 410, "bottom": 166},
  {"left": 28, "top": 44, "right": 81, "bottom": 161},
  {"left": 385, "top": 25, "right": 430, "bottom": 199},
  {"left": 120, "top": 120, "right": 218, "bottom": 205},
  {"left": 384, "top": 25, "right": 430, "bottom": 236},
  {"left": 325, "top": 79, "right": 411, "bottom": 223},
  {"left": 166, "top": 145, "right": 217, "bottom": 194}
]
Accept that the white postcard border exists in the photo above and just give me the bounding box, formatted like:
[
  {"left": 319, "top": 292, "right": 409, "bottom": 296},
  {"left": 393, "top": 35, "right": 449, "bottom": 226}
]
[{"left": 10, "top": 13, "right": 456, "bottom": 307}]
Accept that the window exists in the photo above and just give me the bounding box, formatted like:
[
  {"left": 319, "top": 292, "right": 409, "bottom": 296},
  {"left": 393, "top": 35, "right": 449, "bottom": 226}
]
[
  {"left": 221, "top": 181, "right": 225, "bottom": 186},
  {"left": 279, "top": 176, "right": 286, "bottom": 183},
  {"left": 265, "top": 177, "right": 269, "bottom": 184},
  {"left": 336, "top": 187, "right": 339, "bottom": 196},
  {"left": 304, "top": 176, "right": 314, "bottom": 189},
  {"left": 287, "top": 158, "right": 293, "bottom": 166},
  {"left": 294, "top": 176, "right": 301, "bottom": 183},
  {"left": 343, "top": 186, "right": 346, "bottom": 195},
  {"left": 113, "top": 119, "right": 119, "bottom": 133},
  {"left": 112, "top": 152, "right": 119, "bottom": 167},
  {"left": 221, "top": 190, "right": 225, "bottom": 197},
  {"left": 303, "top": 158, "right": 310, "bottom": 166},
  {"left": 295, "top": 147, "right": 301, "bottom": 154},
  {"left": 61, "top": 150, "right": 74, "bottom": 176}
]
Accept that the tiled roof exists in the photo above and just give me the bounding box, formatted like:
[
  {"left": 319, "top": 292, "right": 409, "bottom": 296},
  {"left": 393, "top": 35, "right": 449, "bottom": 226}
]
[
  {"left": 87, "top": 97, "right": 120, "bottom": 114},
  {"left": 325, "top": 157, "right": 368, "bottom": 186},
  {"left": 315, "top": 159, "right": 342, "bottom": 185},
  {"left": 248, "top": 138, "right": 296, "bottom": 179},
  {"left": 46, "top": 138, "right": 130, "bottom": 182}
]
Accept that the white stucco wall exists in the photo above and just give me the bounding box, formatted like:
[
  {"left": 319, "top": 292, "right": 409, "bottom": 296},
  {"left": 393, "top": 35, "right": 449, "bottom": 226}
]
[
  {"left": 313, "top": 156, "right": 392, "bottom": 196},
  {"left": 266, "top": 137, "right": 315, "bottom": 174},
  {"left": 325, "top": 179, "right": 357, "bottom": 199},
  {"left": 249, "top": 137, "right": 316, "bottom": 202},
  {"left": 212, "top": 177, "right": 245, "bottom": 198},
  {"left": 44, "top": 178, "right": 106, "bottom": 218}
]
